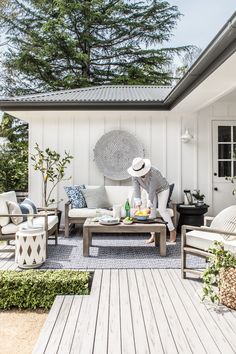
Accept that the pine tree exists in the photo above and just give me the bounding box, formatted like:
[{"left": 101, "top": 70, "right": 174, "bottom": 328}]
[
  {"left": 0, "top": 0, "right": 194, "bottom": 95},
  {"left": 0, "top": 114, "right": 28, "bottom": 192}
]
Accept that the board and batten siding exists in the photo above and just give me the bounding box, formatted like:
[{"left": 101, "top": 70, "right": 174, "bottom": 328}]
[
  {"left": 8, "top": 99, "right": 236, "bottom": 223},
  {"left": 19, "top": 110, "right": 196, "bottom": 217}
]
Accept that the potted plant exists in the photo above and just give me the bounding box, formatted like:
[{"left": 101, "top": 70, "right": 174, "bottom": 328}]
[
  {"left": 202, "top": 241, "right": 236, "bottom": 309},
  {"left": 192, "top": 189, "right": 205, "bottom": 206},
  {"left": 31, "top": 144, "right": 73, "bottom": 228}
]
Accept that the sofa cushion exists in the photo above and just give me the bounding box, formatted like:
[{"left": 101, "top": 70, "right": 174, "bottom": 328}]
[
  {"left": 0, "top": 191, "right": 17, "bottom": 227},
  {"left": 69, "top": 208, "right": 113, "bottom": 218},
  {"left": 210, "top": 205, "right": 236, "bottom": 240},
  {"left": 186, "top": 230, "right": 223, "bottom": 251},
  {"left": 64, "top": 185, "right": 87, "bottom": 208},
  {"left": 7, "top": 201, "right": 23, "bottom": 225},
  {"left": 1, "top": 215, "right": 58, "bottom": 235},
  {"left": 186, "top": 229, "right": 236, "bottom": 254},
  {"left": 81, "top": 186, "right": 111, "bottom": 209}
]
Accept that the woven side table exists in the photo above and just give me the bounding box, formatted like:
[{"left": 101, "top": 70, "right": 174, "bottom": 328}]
[{"left": 15, "top": 228, "right": 46, "bottom": 269}]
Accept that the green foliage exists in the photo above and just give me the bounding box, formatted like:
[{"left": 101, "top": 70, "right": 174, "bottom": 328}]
[
  {"left": 0, "top": 270, "right": 90, "bottom": 310},
  {"left": 31, "top": 143, "right": 73, "bottom": 207},
  {"left": 0, "top": 113, "right": 28, "bottom": 192},
  {"left": 202, "top": 241, "right": 236, "bottom": 303},
  {"left": 192, "top": 189, "right": 205, "bottom": 201},
  {"left": 0, "top": 0, "right": 196, "bottom": 95}
]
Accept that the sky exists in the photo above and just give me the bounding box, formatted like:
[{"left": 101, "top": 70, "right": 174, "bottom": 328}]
[{"left": 167, "top": 0, "right": 236, "bottom": 51}]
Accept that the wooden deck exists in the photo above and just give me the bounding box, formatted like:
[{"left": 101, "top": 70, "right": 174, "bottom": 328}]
[{"left": 32, "top": 269, "right": 236, "bottom": 354}]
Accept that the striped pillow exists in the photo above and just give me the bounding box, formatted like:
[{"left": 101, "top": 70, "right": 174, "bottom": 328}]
[
  {"left": 7, "top": 198, "right": 37, "bottom": 225},
  {"left": 20, "top": 198, "right": 37, "bottom": 220}
]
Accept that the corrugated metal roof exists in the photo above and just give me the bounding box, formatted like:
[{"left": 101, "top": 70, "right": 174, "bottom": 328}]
[{"left": 2, "top": 85, "right": 172, "bottom": 103}]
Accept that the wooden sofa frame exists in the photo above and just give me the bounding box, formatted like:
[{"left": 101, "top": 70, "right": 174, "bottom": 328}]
[
  {"left": 181, "top": 216, "right": 236, "bottom": 279},
  {"left": 0, "top": 208, "right": 58, "bottom": 253}
]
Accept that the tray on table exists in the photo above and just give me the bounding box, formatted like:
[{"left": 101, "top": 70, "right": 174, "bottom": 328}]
[{"left": 122, "top": 217, "right": 167, "bottom": 225}]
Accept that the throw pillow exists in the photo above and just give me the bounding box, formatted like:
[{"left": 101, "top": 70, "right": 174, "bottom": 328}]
[
  {"left": 7, "top": 201, "right": 23, "bottom": 225},
  {"left": 21, "top": 198, "right": 38, "bottom": 215},
  {"left": 81, "top": 186, "right": 111, "bottom": 209},
  {"left": 64, "top": 185, "right": 87, "bottom": 208}
]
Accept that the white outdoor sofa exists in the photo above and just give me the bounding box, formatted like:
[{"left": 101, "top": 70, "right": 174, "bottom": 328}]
[
  {"left": 0, "top": 191, "right": 58, "bottom": 253},
  {"left": 64, "top": 185, "right": 175, "bottom": 237},
  {"left": 181, "top": 205, "right": 236, "bottom": 278}
]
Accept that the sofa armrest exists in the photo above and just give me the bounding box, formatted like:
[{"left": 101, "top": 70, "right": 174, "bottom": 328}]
[
  {"left": 65, "top": 201, "right": 72, "bottom": 215},
  {"left": 37, "top": 207, "right": 58, "bottom": 216},
  {"left": 181, "top": 224, "right": 236, "bottom": 237}
]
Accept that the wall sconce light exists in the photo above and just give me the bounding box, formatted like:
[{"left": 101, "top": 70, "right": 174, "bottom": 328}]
[{"left": 181, "top": 129, "right": 193, "bottom": 143}]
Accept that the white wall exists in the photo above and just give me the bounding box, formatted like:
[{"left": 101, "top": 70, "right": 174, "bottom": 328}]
[{"left": 8, "top": 99, "right": 236, "bottom": 222}]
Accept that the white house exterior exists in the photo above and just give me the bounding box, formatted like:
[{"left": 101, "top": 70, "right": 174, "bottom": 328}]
[{"left": 0, "top": 12, "right": 236, "bottom": 222}]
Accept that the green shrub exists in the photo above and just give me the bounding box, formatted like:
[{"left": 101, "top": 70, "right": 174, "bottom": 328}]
[{"left": 0, "top": 270, "right": 90, "bottom": 310}]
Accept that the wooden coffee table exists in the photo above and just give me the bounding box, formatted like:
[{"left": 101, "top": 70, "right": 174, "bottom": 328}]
[{"left": 83, "top": 218, "right": 167, "bottom": 257}]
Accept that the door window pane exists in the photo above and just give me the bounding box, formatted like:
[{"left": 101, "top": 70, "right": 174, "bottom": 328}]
[
  {"left": 218, "top": 161, "right": 231, "bottom": 177},
  {"left": 218, "top": 126, "right": 231, "bottom": 142},
  {"left": 233, "top": 144, "right": 236, "bottom": 160},
  {"left": 234, "top": 161, "right": 236, "bottom": 176},
  {"left": 218, "top": 144, "right": 231, "bottom": 159},
  {"left": 234, "top": 127, "right": 236, "bottom": 142}
]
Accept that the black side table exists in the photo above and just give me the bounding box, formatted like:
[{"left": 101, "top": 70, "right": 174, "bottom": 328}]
[{"left": 177, "top": 204, "right": 209, "bottom": 233}]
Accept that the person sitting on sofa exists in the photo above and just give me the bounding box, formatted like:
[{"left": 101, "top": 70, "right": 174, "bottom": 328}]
[{"left": 127, "top": 157, "right": 176, "bottom": 243}]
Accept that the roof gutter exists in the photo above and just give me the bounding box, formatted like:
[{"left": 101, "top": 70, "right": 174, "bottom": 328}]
[
  {"left": 0, "top": 101, "right": 167, "bottom": 111},
  {"left": 164, "top": 11, "right": 236, "bottom": 109}
]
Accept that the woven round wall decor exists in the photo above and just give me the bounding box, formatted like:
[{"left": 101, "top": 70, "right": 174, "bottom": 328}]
[{"left": 94, "top": 130, "right": 144, "bottom": 180}]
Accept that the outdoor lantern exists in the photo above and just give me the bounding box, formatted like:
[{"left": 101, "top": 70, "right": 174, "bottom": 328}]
[{"left": 181, "top": 129, "right": 193, "bottom": 143}]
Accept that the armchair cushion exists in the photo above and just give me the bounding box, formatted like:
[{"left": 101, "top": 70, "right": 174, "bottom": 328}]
[
  {"left": 1, "top": 215, "right": 58, "bottom": 235},
  {"left": 21, "top": 198, "right": 37, "bottom": 214},
  {"left": 210, "top": 205, "right": 236, "bottom": 240},
  {"left": 0, "top": 191, "right": 17, "bottom": 227}
]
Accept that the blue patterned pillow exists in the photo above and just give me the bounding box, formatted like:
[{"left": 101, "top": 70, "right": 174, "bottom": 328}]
[{"left": 64, "top": 185, "right": 87, "bottom": 208}]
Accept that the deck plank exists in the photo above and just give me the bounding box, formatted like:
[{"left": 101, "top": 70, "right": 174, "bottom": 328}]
[
  {"left": 57, "top": 296, "right": 83, "bottom": 354},
  {"left": 119, "top": 270, "right": 136, "bottom": 354},
  {"left": 70, "top": 269, "right": 102, "bottom": 354},
  {"left": 93, "top": 269, "right": 110, "bottom": 354},
  {"left": 174, "top": 270, "right": 235, "bottom": 353},
  {"left": 135, "top": 269, "right": 163, "bottom": 353},
  {"left": 44, "top": 295, "right": 74, "bottom": 354},
  {"left": 127, "top": 269, "right": 150, "bottom": 354},
  {"left": 151, "top": 269, "right": 192, "bottom": 353},
  {"left": 32, "top": 296, "right": 64, "bottom": 354},
  {"left": 159, "top": 269, "right": 206, "bottom": 353},
  {"left": 143, "top": 269, "right": 178, "bottom": 353},
  {"left": 167, "top": 270, "right": 220, "bottom": 353},
  {"left": 107, "top": 269, "right": 121, "bottom": 354}
]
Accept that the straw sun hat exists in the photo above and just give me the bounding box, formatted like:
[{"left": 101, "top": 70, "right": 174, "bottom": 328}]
[{"left": 127, "top": 157, "right": 151, "bottom": 177}]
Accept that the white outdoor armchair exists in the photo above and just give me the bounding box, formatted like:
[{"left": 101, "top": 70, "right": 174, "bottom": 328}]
[
  {"left": 0, "top": 191, "right": 58, "bottom": 254},
  {"left": 181, "top": 205, "right": 236, "bottom": 278}
]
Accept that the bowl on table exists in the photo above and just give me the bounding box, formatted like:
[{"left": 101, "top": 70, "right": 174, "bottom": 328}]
[{"left": 135, "top": 215, "right": 149, "bottom": 221}]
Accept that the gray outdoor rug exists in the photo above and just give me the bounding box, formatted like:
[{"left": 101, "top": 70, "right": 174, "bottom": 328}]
[{"left": 41, "top": 231, "right": 206, "bottom": 269}]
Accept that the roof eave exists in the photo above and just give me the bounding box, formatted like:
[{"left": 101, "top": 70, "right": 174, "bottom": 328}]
[
  {"left": 165, "top": 12, "right": 236, "bottom": 109},
  {"left": 0, "top": 100, "right": 168, "bottom": 111}
]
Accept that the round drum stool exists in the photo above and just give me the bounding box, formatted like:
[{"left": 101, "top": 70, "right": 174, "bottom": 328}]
[{"left": 15, "top": 228, "right": 46, "bottom": 269}]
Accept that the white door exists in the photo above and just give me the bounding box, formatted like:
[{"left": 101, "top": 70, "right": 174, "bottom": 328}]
[{"left": 213, "top": 120, "right": 236, "bottom": 215}]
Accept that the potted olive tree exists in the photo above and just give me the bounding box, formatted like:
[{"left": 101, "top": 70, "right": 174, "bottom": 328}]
[{"left": 31, "top": 143, "right": 73, "bottom": 229}]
